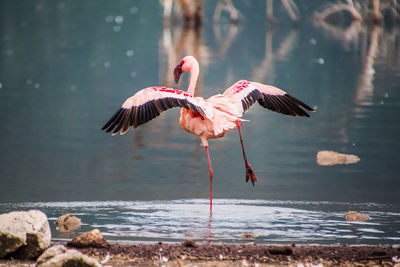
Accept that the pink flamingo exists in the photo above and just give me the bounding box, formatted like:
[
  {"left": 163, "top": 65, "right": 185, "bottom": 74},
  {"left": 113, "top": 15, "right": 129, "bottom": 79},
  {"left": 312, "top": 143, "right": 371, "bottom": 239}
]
[{"left": 102, "top": 56, "right": 314, "bottom": 212}]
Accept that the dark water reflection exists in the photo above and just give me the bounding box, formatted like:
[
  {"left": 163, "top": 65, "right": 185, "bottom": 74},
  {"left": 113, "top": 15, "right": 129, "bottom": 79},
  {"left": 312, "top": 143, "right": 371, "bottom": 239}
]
[{"left": 0, "top": 1, "right": 399, "bottom": 244}]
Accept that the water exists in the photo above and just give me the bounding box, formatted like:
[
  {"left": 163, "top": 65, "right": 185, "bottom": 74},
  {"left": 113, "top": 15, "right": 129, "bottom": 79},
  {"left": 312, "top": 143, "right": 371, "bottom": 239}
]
[
  {"left": 0, "top": 1, "right": 399, "bottom": 244},
  {"left": 1, "top": 199, "right": 399, "bottom": 245}
]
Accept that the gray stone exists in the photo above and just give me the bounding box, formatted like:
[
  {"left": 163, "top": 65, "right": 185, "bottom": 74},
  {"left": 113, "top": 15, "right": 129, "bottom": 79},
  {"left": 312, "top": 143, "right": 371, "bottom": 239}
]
[
  {"left": 0, "top": 210, "right": 51, "bottom": 260},
  {"left": 67, "top": 229, "right": 109, "bottom": 248},
  {"left": 55, "top": 214, "right": 81, "bottom": 232},
  {"left": 36, "top": 245, "right": 101, "bottom": 267}
]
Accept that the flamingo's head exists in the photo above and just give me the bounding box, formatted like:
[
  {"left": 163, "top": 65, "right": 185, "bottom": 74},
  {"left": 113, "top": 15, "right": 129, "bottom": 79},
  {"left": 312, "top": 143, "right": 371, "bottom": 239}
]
[
  {"left": 174, "top": 60, "right": 184, "bottom": 83},
  {"left": 174, "top": 56, "right": 197, "bottom": 83}
]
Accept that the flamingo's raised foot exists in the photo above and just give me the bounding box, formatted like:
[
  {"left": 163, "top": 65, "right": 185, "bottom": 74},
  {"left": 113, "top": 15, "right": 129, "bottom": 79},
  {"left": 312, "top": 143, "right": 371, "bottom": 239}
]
[{"left": 245, "top": 162, "right": 257, "bottom": 186}]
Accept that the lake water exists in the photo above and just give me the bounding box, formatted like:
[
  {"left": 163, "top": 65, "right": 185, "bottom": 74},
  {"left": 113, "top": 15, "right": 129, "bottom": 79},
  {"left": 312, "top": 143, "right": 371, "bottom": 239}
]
[
  {"left": 1, "top": 199, "right": 399, "bottom": 245},
  {"left": 0, "top": 1, "right": 399, "bottom": 245}
]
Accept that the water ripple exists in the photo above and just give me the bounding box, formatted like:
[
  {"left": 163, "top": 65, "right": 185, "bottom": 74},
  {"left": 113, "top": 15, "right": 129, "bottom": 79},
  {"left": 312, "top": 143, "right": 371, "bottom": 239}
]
[{"left": 0, "top": 199, "right": 399, "bottom": 245}]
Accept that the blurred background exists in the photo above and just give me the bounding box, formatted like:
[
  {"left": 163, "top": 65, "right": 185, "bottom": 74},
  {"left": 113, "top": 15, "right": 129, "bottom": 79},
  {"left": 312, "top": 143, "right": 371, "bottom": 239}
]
[{"left": 0, "top": 0, "right": 399, "bottom": 244}]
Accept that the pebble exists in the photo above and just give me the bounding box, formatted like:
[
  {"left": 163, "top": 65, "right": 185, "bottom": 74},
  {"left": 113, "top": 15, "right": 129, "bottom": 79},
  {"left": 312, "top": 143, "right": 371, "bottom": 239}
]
[{"left": 115, "top": 16, "right": 124, "bottom": 24}]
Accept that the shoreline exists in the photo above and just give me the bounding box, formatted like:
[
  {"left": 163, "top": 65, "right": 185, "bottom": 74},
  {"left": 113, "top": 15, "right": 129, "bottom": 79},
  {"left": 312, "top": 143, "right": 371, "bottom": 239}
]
[
  {"left": 81, "top": 242, "right": 400, "bottom": 266},
  {"left": 2, "top": 242, "right": 399, "bottom": 266}
]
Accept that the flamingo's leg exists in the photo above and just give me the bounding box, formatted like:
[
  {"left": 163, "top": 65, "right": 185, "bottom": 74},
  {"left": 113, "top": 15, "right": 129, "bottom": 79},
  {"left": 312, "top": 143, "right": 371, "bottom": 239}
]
[
  {"left": 205, "top": 145, "right": 213, "bottom": 212},
  {"left": 236, "top": 121, "right": 257, "bottom": 185}
]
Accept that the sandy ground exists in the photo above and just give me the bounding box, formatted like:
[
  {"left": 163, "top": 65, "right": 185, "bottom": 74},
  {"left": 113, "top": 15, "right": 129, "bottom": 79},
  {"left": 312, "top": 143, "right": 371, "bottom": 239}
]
[{"left": 1, "top": 242, "right": 400, "bottom": 266}]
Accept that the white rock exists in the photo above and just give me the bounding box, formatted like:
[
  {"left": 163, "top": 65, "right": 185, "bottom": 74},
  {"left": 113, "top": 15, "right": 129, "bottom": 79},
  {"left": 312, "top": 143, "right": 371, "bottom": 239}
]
[
  {"left": 0, "top": 210, "right": 51, "bottom": 259},
  {"left": 36, "top": 245, "right": 101, "bottom": 267},
  {"left": 316, "top": 150, "right": 360, "bottom": 166}
]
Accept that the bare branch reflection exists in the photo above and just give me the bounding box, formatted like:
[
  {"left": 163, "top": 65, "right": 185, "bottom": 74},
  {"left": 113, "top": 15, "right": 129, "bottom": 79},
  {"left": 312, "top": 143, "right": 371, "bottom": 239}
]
[
  {"left": 313, "top": 20, "right": 364, "bottom": 49},
  {"left": 314, "top": 19, "right": 399, "bottom": 107},
  {"left": 213, "top": 0, "right": 240, "bottom": 23},
  {"left": 313, "top": 15, "right": 400, "bottom": 146},
  {"left": 161, "top": 0, "right": 241, "bottom": 25},
  {"left": 251, "top": 27, "right": 298, "bottom": 84},
  {"left": 266, "top": 0, "right": 301, "bottom": 23},
  {"left": 313, "top": 0, "right": 400, "bottom": 24},
  {"left": 355, "top": 25, "right": 381, "bottom": 106},
  {"left": 213, "top": 22, "right": 240, "bottom": 57}
]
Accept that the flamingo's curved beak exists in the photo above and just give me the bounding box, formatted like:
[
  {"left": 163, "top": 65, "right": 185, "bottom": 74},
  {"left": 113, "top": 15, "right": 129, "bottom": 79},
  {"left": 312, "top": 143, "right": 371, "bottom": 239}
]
[{"left": 174, "top": 62, "right": 183, "bottom": 83}]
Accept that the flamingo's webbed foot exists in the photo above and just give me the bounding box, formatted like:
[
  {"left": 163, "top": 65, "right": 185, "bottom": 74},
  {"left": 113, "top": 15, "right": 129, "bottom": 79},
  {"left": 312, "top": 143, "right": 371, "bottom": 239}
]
[{"left": 245, "top": 163, "right": 257, "bottom": 186}]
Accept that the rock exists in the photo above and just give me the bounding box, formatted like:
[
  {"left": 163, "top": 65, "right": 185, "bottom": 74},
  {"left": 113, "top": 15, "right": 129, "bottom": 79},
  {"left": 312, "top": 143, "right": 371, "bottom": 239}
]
[
  {"left": 317, "top": 150, "right": 360, "bottom": 166},
  {"left": 67, "top": 229, "right": 109, "bottom": 248},
  {"left": 55, "top": 214, "right": 81, "bottom": 232},
  {"left": 268, "top": 246, "right": 293, "bottom": 255},
  {"left": 182, "top": 239, "right": 196, "bottom": 247},
  {"left": 36, "top": 245, "right": 101, "bottom": 267},
  {"left": 0, "top": 210, "right": 51, "bottom": 260},
  {"left": 345, "top": 211, "right": 371, "bottom": 221},
  {"left": 238, "top": 232, "right": 256, "bottom": 240}
]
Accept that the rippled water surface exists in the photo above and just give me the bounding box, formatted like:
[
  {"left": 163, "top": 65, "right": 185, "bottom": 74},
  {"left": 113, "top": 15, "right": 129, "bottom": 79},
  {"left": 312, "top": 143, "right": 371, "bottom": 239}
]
[
  {"left": 1, "top": 200, "right": 399, "bottom": 245},
  {"left": 0, "top": 1, "right": 399, "bottom": 245}
]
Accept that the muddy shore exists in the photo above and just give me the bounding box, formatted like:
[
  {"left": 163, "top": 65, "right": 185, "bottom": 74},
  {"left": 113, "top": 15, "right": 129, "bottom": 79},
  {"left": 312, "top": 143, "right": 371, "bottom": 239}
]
[
  {"left": 2, "top": 242, "right": 399, "bottom": 266},
  {"left": 81, "top": 243, "right": 400, "bottom": 266}
]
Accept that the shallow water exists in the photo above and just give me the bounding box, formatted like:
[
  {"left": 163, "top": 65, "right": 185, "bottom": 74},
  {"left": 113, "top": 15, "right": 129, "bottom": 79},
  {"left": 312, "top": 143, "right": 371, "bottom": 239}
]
[
  {"left": 0, "top": 1, "right": 399, "bottom": 244},
  {"left": 1, "top": 199, "right": 399, "bottom": 245}
]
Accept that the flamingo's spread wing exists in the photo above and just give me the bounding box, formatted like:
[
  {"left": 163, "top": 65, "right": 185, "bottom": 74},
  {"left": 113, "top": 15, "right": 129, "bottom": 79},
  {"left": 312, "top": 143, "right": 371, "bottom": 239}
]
[
  {"left": 102, "top": 86, "right": 210, "bottom": 135},
  {"left": 223, "top": 80, "right": 314, "bottom": 117}
]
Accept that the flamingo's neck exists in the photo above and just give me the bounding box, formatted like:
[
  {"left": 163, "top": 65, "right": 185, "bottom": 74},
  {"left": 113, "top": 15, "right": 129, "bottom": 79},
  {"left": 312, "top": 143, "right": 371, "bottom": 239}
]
[{"left": 187, "top": 59, "right": 199, "bottom": 96}]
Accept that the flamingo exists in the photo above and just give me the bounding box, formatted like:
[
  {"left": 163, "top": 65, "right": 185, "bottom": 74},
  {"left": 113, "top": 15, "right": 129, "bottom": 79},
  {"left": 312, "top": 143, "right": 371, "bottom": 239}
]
[{"left": 102, "top": 56, "right": 314, "bottom": 212}]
